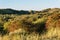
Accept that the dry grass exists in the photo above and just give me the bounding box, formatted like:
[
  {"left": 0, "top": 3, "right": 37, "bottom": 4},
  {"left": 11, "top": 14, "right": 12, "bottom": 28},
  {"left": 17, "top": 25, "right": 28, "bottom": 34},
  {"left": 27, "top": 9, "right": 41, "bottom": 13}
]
[
  {"left": 0, "top": 8, "right": 60, "bottom": 40},
  {"left": 0, "top": 27, "right": 60, "bottom": 40}
]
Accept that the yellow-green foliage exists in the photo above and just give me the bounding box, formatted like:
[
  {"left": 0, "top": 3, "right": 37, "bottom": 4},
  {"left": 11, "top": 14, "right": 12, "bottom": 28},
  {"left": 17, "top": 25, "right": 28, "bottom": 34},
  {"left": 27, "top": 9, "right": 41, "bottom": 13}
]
[
  {"left": 3, "top": 20, "right": 22, "bottom": 32},
  {"left": 4, "top": 22, "right": 11, "bottom": 30},
  {"left": 32, "top": 17, "right": 47, "bottom": 24}
]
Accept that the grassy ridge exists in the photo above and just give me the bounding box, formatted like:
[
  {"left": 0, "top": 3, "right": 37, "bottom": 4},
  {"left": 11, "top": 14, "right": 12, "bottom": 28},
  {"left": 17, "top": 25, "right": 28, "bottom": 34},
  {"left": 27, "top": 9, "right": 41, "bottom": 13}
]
[{"left": 0, "top": 8, "right": 60, "bottom": 40}]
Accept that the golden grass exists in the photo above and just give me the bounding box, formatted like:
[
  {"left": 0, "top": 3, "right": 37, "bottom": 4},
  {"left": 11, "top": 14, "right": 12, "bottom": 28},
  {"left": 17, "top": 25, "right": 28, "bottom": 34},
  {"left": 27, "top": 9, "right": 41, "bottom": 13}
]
[{"left": 0, "top": 27, "right": 60, "bottom": 40}]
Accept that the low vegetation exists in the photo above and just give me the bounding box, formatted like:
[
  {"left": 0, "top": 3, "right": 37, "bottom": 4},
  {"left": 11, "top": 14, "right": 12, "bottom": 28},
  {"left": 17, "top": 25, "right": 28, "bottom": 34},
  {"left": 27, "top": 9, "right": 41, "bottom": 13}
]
[{"left": 0, "top": 8, "right": 60, "bottom": 40}]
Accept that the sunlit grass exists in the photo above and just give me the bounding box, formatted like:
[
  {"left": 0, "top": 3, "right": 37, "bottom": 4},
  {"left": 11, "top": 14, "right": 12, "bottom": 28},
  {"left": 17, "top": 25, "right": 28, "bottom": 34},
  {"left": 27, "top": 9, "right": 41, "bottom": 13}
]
[{"left": 0, "top": 27, "right": 60, "bottom": 40}]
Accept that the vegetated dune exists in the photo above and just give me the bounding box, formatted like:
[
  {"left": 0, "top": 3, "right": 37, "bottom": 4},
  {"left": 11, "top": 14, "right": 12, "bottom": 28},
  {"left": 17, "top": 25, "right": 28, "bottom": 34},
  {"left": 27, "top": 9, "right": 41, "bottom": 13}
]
[
  {"left": 45, "top": 13, "right": 60, "bottom": 37},
  {"left": 0, "top": 8, "right": 60, "bottom": 40}
]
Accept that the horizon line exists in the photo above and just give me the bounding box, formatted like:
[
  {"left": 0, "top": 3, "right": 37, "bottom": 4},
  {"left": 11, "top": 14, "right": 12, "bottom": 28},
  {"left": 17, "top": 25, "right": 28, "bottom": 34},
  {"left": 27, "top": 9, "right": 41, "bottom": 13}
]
[{"left": 0, "top": 7, "right": 60, "bottom": 11}]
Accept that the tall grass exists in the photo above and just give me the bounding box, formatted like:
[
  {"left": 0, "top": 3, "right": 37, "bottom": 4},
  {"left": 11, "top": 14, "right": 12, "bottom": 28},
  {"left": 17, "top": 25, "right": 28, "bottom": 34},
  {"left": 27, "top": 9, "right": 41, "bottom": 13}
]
[{"left": 0, "top": 27, "right": 60, "bottom": 40}]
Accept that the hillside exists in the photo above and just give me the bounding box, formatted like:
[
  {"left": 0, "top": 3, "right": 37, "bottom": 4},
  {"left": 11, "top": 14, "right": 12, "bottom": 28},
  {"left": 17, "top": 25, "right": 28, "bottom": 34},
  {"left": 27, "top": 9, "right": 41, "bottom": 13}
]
[
  {"left": 0, "top": 8, "right": 30, "bottom": 14},
  {"left": 0, "top": 8, "right": 60, "bottom": 40}
]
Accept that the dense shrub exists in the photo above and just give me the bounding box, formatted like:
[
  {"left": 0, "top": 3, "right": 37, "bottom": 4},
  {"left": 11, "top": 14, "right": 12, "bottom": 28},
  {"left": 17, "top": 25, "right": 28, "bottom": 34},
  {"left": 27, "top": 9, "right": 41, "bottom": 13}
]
[
  {"left": 3, "top": 20, "right": 21, "bottom": 32},
  {"left": 46, "top": 13, "right": 60, "bottom": 30}
]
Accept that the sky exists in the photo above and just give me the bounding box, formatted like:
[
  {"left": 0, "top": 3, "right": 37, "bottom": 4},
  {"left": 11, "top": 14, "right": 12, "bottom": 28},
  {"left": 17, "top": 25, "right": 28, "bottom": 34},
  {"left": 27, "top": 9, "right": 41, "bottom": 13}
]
[{"left": 0, "top": 0, "right": 60, "bottom": 10}]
